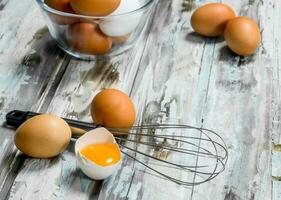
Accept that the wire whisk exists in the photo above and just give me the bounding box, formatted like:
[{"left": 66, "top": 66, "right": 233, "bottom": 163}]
[
  {"left": 110, "top": 124, "right": 228, "bottom": 186},
  {"left": 6, "top": 110, "right": 228, "bottom": 186}
]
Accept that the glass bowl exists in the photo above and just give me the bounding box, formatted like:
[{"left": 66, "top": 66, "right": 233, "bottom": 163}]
[{"left": 36, "top": 0, "right": 156, "bottom": 60}]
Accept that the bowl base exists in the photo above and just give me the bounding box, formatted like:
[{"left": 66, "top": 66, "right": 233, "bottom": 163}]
[{"left": 56, "top": 42, "right": 134, "bottom": 60}]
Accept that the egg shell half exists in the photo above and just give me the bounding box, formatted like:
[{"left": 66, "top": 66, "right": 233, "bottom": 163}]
[
  {"left": 75, "top": 128, "right": 122, "bottom": 180},
  {"left": 99, "top": 0, "right": 141, "bottom": 37}
]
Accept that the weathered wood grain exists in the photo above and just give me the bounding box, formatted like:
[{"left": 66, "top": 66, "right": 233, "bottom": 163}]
[
  {"left": 270, "top": 0, "right": 281, "bottom": 198},
  {"left": 98, "top": 0, "right": 211, "bottom": 199},
  {"left": 191, "top": 0, "right": 273, "bottom": 199},
  {"left": 0, "top": 0, "right": 72, "bottom": 198},
  {"left": 99, "top": 0, "right": 277, "bottom": 199},
  {"left": 0, "top": 0, "right": 280, "bottom": 199},
  {"left": 5, "top": 4, "right": 156, "bottom": 199}
]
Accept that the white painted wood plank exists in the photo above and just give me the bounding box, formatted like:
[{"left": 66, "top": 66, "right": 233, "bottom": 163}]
[
  {"left": 1, "top": 0, "right": 280, "bottom": 199},
  {"left": 192, "top": 0, "right": 274, "bottom": 199},
  {"left": 254, "top": 0, "right": 281, "bottom": 200},
  {"left": 0, "top": 0, "right": 70, "bottom": 198},
  {"left": 99, "top": 0, "right": 219, "bottom": 199},
  {"left": 6, "top": 11, "right": 155, "bottom": 199},
  {"left": 100, "top": 0, "right": 278, "bottom": 199}
]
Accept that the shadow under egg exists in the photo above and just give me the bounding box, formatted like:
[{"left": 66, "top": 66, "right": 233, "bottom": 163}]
[{"left": 185, "top": 31, "right": 224, "bottom": 44}]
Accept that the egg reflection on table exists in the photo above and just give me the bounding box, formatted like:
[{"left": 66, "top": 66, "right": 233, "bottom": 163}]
[
  {"left": 99, "top": 0, "right": 142, "bottom": 39},
  {"left": 75, "top": 128, "right": 122, "bottom": 180}
]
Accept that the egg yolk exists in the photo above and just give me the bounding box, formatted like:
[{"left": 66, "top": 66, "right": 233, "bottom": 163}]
[{"left": 80, "top": 143, "right": 120, "bottom": 166}]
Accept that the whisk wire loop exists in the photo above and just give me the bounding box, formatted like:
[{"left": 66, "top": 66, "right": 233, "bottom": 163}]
[{"left": 112, "top": 124, "right": 228, "bottom": 186}]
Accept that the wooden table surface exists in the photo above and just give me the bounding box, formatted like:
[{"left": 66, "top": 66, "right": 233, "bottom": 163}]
[{"left": 0, "top": 0, "right": 280, "bottom": 199}]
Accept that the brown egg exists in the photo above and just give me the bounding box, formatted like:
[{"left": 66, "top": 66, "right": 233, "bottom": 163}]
[
  {"left": 191, "top": 3, "right": 235, "bottom": 37},
  {"left": 67, "top": 23, "right": 112, "bottom": 55},
  {"left": 14, "top": 115, "right": 71, "bottom": 158},
  {"left": 70, "top": 0, "right": 121, "bottom": 16},
  {"left": 91, "top": 89, "right": 136, "bottom": 128},
  {"left": 45, "top": 0, "right": 78, "bottom": 25},
  {"left": 224, "top": 16, "right": 261, "bottom": 56},
  {"left": 45, "top": 0, "right": 74, "bottom": 12}
]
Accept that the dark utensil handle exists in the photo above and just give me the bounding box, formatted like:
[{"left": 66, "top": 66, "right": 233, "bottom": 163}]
[
  {"left": 5, "top": 110, "right": 99, "bottom": 131},
  {"left": 5, "top": 110, "right": 36, "bottom": 128}
]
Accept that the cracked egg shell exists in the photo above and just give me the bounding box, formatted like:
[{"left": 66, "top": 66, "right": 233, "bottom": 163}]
[{"left": 75, "top": 128, "right": 121, "bottom": 180}]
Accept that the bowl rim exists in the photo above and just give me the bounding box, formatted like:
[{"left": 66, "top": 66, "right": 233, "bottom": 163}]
[{"left": 36, "top": 0, "right": 156, "bottom": 19}]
